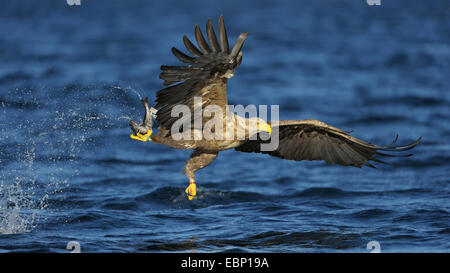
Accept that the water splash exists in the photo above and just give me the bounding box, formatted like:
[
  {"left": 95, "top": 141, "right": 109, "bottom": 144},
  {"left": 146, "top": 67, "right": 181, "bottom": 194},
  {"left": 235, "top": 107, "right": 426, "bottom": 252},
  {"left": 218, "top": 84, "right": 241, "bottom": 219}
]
[
  {"left": 111, "top": 85, "right": 143, "bottom": 101},
  {"left": 0, "top": 181, "right": 37, "bottom": 234},
  {"left": 118, "top": 116, "right": 133, "bottom": 121},
  {"left": 0, "top": 84, "right": 144, "bottom": 234}
]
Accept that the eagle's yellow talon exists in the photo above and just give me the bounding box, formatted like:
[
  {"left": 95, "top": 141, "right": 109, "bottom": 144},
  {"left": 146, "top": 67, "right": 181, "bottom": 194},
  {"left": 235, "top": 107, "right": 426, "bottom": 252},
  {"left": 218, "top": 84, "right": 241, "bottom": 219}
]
[
  {"left": 129, "top": 130, "right": 152, "bottom": 142},
  {"left": 130, "top": 133, "right": 144, "bottom": 141},
  {"left": 185, "top": 180, "right": 196, "bottom": 200},
  {"left": 142, "top": 130, "right": 152, "bottom": 141}
]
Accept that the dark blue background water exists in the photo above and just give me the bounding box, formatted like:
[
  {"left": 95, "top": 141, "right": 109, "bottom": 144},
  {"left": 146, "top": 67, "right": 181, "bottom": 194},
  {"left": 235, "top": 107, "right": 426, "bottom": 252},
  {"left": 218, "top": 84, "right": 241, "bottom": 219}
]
[{"left": 0, "top": 0, "right": 449, "bottom": 252}]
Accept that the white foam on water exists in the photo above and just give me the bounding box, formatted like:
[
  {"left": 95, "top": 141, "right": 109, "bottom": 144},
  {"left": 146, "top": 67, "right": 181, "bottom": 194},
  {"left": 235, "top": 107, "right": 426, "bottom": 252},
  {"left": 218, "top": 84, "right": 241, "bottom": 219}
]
[
  {"left": 0, "top": 182, "right": 36, "bottom": 234},
  {"left": 0, "top": 84, "right": 147, "bottom": 234}
]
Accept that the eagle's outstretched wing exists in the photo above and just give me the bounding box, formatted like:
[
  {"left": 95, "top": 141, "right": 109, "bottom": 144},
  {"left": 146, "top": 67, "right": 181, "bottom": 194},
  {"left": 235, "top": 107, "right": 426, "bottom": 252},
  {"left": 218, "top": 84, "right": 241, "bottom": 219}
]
[
  {"left": 155, "top": 15, "right": 248, "bottom": 133},
  {"left": 235, "top": 119, "right": 421, "bottom": 168}
]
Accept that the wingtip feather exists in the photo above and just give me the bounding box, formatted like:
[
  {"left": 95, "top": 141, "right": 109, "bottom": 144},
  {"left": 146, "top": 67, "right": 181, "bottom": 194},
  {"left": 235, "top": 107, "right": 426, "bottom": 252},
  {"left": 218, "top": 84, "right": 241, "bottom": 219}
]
[
  {"left": 230, "top": 32, "right": 249, "bottom": 58},
  {"left": 218, "top": 15, "right": 229, "bottom": 53}
]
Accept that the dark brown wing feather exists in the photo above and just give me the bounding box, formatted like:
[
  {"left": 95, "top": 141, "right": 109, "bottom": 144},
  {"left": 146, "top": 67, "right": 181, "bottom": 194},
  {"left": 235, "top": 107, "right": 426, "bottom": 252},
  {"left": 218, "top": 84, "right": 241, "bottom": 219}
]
[
  {"left": 235, "top": 119, "right": 421, "bottom": 168},
  {"left": 156, "top": 15, "right": 248, "bottom": 132}
]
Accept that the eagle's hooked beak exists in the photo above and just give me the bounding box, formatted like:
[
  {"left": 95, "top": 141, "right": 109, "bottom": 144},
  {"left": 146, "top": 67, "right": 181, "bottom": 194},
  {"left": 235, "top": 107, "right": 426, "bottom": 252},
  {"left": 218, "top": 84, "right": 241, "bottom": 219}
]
[{"left": 259, "top": 123, "right": 271, "bottom": 134}]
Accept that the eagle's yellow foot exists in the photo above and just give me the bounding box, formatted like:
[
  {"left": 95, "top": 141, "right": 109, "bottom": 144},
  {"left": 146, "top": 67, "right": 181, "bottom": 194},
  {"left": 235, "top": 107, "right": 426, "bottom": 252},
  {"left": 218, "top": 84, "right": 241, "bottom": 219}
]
[
  {"left": 185, "top": 179, "right": 196, "bottom": 200},
  {"left": 130, "top": 130, "right": 152, "bottom": 142}
]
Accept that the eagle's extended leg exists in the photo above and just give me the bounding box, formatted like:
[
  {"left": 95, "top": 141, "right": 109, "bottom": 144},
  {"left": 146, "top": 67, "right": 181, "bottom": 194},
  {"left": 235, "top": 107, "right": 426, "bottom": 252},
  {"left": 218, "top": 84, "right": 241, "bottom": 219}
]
[{"left": 183, "top": 150, "right": 218, "bottom": 200}]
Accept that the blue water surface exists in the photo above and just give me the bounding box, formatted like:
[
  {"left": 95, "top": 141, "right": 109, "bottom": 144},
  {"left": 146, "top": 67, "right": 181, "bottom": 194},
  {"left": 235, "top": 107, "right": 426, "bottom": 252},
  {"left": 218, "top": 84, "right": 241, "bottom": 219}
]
[{"left": 0, "top": 0, "right": 449, "bottom": 252}]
